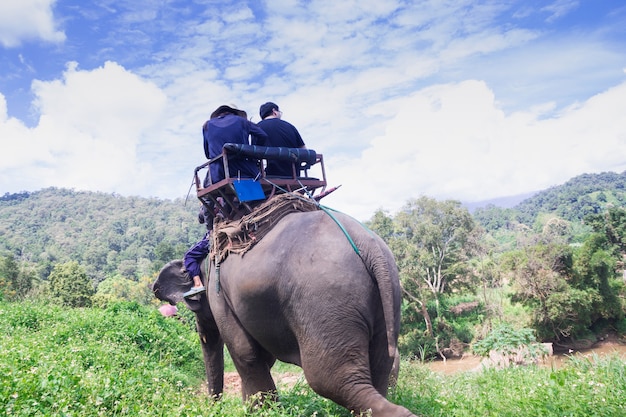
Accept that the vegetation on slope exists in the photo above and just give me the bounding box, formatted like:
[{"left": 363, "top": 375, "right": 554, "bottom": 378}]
[
  {"left": 1, "top": 301, "right": 624, "bottom": 417},
  {"left": 1, "top": 171, "right": 625, "bottom": 362}
]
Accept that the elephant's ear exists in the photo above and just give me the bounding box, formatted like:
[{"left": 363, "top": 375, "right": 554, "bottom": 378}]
[{"left": 152, "top": 259, "right": 193, "bottom": 305}]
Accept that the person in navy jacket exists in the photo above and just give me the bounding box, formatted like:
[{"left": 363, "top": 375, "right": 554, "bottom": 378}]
[
  {"left": 182, "top": 232, "right": 210, "bottom": 297},
  {"left": 203, "top": 104, "right": 268, "bottom": 184},
  {"left": 257, "top": 102, "right": 306, "bottom": 177}
]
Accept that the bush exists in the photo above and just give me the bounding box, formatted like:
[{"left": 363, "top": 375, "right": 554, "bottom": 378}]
[
  {"left": 48, "top": 261, "right": 94, "bottom": 307},
  {"left": 473, "top": 323, "right": 548, "bottom": 363}
]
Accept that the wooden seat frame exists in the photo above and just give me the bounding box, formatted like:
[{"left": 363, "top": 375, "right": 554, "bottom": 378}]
[{"left": 194, "top": 146, "right": 327, "bottom": 221}]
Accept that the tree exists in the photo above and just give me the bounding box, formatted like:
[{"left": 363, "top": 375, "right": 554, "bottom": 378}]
[
  {"left": 505, "top": 225, "right": 624, "bottom": 341},
  {"left": 504, "top": 242, "right": 584, "bottom": 340},
  {"left": 573, "top": 234, "right": 623, "bottom": 322},
  {"left": 92, "top": 274, "right": 156, "bottom": 307},
  {"left": 394, "top": 197, "right": 479, "bottom": 298},
  {"left": 0, "top": 253, "right": 34, "bottom": 300},
  {"left": 586, "top": 206, "right": 626, "bottom": 254},
  {"left": 48, "top": 261, "right": 94, "bottom": 307},
  {"left": 369, "top": 197, "right": 481, "bottom": 357}
]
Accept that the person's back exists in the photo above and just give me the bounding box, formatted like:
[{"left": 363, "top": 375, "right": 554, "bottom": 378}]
[
  {"left": 257, "top": 102, "right": 305, "bottom": 177},
  {"left": 203, "top": 105, "right": 268, "bottom": 184}
]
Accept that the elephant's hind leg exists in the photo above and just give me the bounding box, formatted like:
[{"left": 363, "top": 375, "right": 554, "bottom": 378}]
[
  {"left": 300, "top": 339, "right": 415, "bottom": 417},
  {"left": 226, "top": 335, "right": 277, "bottom": 403}
]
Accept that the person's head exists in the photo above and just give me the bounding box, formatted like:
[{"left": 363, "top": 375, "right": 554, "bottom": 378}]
[
  {"left": 259, "top": 102, "right": 282, "bottom": 120},
  {"left": 210, "top": 105, "right": 247, "bottom": 119}
]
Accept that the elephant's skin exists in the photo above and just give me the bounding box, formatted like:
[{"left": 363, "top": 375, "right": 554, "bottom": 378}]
[{"left": 152, "top": 209, "right": 417, "bottom": 417}]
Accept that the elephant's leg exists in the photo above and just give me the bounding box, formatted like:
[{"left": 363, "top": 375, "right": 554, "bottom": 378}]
[
  {"left": 369, "top": 325, "right": 397, "bottom": 396},
  {"left": 300, "top": 335, "right": 415, "bottom": 417},
  {"left": 222, "top": 326, "right": 277, "bottom": 402},
  {"left": 231, "top": 341, "right": 277, "bottom": 403},
  {"left": 197, "top": 324, "right": 224, "bottom": 398}
]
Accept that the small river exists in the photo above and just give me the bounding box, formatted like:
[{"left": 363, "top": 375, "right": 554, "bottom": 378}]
[{"left": 427, "top": 342, "right": 626, "bottom": 375}]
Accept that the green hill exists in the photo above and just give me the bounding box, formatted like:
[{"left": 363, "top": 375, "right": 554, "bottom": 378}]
[
  {"left": 0, "top": 188, "right": 205, "bottom": 282},
  {"left": 472, "top": 171, "right": 626, "bottom": 232},
  {"left": 2, "top": 171, "right": 625, "bottom": 284}
]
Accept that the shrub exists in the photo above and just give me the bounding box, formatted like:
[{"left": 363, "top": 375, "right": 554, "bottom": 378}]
[
  {"left": 473, "top": 323, "right": 548, "bottom": 364},
  {"left": 48, "top": 261, "right": 94, "bottom": 307}
]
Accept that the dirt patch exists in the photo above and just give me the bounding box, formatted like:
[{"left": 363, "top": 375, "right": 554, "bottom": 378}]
[
  {"left": 224, "top": 372, "right": 242, "bottom": 395},
  {"left": 203, "top": 371, "right": 305, "bottom": 397},
  {"left": 449, "top": 301, "right": 480, "bottom": 315}
]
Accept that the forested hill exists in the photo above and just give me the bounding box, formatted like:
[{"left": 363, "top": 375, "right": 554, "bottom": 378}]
[
  {"left": 2, "top": 171, "right": 625, "bottom": 282},
  {"left": 473, "top": 171, "right": 626, "bottom": 231},
  {"left": 514, "top": 171, "right": 626, "bottom": 223},
  {"left": 0, "top": 188, "right": 203, "bottom": 282}
]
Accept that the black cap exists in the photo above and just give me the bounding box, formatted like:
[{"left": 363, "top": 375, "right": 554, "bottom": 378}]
[{"left": 259, "top": 102, "right": 278, "bottom": 119}]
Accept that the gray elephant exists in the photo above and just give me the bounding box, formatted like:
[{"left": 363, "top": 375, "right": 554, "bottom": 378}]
[{"left": 153, "top": 209, "right": 416, "bottom": 417}]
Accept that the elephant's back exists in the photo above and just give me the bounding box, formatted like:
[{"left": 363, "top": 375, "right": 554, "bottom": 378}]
[
  {"left": 215, "top": 208, "right": 399, "bottom": 364},
  {"left": 226, "top": 208, "right": 391, "bottom": 312}
]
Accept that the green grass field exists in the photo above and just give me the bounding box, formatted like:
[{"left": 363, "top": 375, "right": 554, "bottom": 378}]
[{"left": 1, "top": 301, "right": 624, "bottom": 416}]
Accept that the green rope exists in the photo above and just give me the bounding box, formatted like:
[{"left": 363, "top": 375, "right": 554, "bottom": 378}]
[{"left": 317, "top": 204, "right": 361, "bottom": 256}]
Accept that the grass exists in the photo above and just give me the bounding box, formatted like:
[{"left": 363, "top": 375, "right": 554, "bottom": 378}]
[{"left": 1, "top": 301, "right": 625, "bottom": 416}]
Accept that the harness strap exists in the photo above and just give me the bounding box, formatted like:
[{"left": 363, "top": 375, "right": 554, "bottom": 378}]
[
  {"left": 212, "top": 230, "right": 221, "bottom": 294},
  {"left": 318, "top": 204, "right": 361, "bottom": 256}
]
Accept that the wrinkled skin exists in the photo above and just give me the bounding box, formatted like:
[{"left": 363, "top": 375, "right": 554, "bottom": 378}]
[{"left": 153, "top": 210, "right": 416, "bottom": 417}]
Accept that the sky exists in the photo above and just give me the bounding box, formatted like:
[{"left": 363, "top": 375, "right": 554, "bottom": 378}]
[{"left": 1, "top": 0, "right": 625, "bottom": 221}]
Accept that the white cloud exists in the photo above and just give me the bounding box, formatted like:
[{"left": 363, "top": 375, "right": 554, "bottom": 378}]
[
  {"left": 0, "top": 61, "right": 167, "bottom": 196},
  {"left": 542, "top": 0, "right": 580, "bottom": 23},
  {"left": 0, "top": 0, "right": 65, "bottom": 47},
  {"left": 2, "top": 1, "right": 625, "bottom": 221},
  {"left": 322, "top": 79, "right": 626, "bottom": 221}
]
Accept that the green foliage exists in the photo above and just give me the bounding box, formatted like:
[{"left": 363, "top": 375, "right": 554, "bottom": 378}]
[
  {"left": 48, "top": 261, "right": 94, "bottom": 308},
  {"left": 92, "top": 274, "right": 157, "bottom": 308},
  {"left": 472, "top": 323, "right": 547, "bottom": 361},
  {"left": 425, "top": 355, "right": 626, "bottom": 416},
  {"left": 2, "top": 301, "right": 624, "bottom": 416},
  {"left": 368, "top": 197, "right": 483, "bottom": 359},
  {"left": 398, "top": 295, "right": 485, "bottom": 360},
  {"left": 537, "top": 287, "right": 600, "bottom": 340},
  {"left": 0, "top": 188, "right": 202, "bottom": 284},
  {"left": 0, "top": 253, "right": 35, "bottom": 301},
  {"left": 501, "top": 217, "right": 625, "bottom": 342},
  {"left": 0, "top": 301, "right": 206, "bottom": 416},
  {"left": 472, "top": 205, "right": 516, "bottom": 233},
  {"left": 514, "top": 171, "right": 626, "bottom": 224}
]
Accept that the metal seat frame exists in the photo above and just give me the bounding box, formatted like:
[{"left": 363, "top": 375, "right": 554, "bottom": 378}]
[{"left": 194, "top": 146, "right": 327, "bottom": 221}]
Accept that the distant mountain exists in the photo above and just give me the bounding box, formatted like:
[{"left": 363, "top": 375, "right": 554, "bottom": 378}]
[
  {"left": 472, "top": 171, "right": 626, "bottom": 232},
  {"left": 463, "top": 191, "right": 538, "bottom": 213},
  {"left": 513, "top": 171, "right": 626, "bottom": 223}
]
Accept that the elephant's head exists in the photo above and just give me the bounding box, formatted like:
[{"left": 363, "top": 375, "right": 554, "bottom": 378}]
[
  {"left": 152, "top": 259, "right": 224, "bottom": 398},
  {"left": 152, "top": 260, "right": 201, "bottom": 309}
]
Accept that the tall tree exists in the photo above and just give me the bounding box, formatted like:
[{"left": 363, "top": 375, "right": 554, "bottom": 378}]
[
  {"left": 394, "top": 197, "right": 479, "bottom": 298},
  {"left": 48, "top": 261, "right": 94, "bottom": 307},
  {"left": 369, "top": 197, "right": 481, "bottom": 353},
  {"left": 0, "top": 253, "right": 34, "bottom": 300}
]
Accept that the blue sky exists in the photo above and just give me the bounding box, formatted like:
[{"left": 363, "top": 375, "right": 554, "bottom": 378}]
[{"left": 1, "top": 0, "right": 625, "bottom": 221}]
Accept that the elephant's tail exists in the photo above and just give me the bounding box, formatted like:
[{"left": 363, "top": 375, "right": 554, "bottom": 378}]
[
  {"left": 329, "top": 211, "right": 401, "bottom": 359},
  {"left": 364, "top": 235, "right": 401, "bottom": 359}
]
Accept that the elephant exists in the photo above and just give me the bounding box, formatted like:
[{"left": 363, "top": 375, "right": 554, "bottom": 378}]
[{"left": 152, "top": 208, "right": 417, "bottom": 417}]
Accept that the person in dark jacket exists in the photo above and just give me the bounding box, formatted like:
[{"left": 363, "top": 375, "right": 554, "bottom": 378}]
[
  {"left": 257, "top": 102, "right": 306, "bottom": 177},
  {"left": 199, "top": 105, "right": 268, "bottom": 229},
  {"left": 203, "top": 104, "right": 268, "bottom": 184},
  {"left": 182, "top": 232, "right": 211, "bottom": 298}
]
